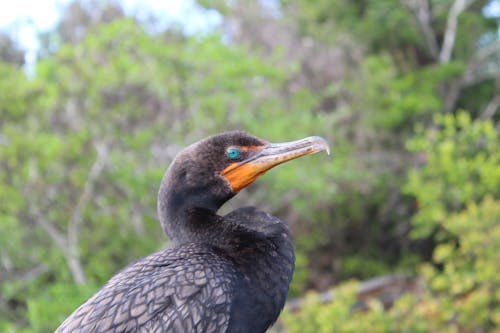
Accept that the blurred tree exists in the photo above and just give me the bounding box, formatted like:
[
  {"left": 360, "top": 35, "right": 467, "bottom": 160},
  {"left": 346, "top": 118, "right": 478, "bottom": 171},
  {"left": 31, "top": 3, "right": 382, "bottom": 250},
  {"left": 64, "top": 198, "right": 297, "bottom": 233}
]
[
  {"left": 403, "top": 110, "right": 499, "bottom": 260},
  {"left": 0, "top": 33, "right": 25, "bottom": 66},
  {"left": 199, "top": 0, "right": 500, "bottom": 289},
  {"left": 56, "top": 0, "right": 125, "bottom": 44},
  {"left": 280, "top": 113, "right": 500, "bottom": 333},
  {"left": 38, "top": 0, "right": 126, "bottom": 59}
]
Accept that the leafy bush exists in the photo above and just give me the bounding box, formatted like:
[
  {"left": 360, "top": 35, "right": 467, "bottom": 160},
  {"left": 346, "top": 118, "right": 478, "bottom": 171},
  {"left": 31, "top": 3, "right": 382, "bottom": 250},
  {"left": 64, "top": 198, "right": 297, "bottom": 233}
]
[
  {"left": 280, "top": 112, "right": 499, "bottom": 332},
  {"left": 405, "top": 112, "right": 499, "bottom": 239}
]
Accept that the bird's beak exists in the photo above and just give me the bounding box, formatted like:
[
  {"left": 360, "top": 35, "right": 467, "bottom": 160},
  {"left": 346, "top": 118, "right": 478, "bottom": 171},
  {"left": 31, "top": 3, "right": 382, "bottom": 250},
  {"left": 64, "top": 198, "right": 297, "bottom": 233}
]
[{"left": 222, "top": 136, "right": 330, "bottom": 192}]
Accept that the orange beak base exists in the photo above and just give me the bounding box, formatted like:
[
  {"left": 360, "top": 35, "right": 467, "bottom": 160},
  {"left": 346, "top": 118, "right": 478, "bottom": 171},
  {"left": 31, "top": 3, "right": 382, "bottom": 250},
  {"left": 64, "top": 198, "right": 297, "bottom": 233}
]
[{"left": 221, "top": 136, "right": 330, "bottom": 192}]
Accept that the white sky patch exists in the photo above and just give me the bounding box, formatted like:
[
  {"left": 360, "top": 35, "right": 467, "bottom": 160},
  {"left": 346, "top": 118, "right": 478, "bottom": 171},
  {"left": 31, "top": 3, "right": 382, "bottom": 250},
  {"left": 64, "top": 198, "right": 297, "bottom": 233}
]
[
  {"left": 0, "top": 0, "right": 221, "bottom": 70},
  {"left": 122, "top": 0, "right": 221, "bottom": 34},
  {"left": 484, "top": 0, "right": 500, "bottom": 17},
  {"left": 4, "top": 0, "right": 496, "bottom": 69},
  {"left": 0, "top": 0, "right": 69, "bottom": 53}
]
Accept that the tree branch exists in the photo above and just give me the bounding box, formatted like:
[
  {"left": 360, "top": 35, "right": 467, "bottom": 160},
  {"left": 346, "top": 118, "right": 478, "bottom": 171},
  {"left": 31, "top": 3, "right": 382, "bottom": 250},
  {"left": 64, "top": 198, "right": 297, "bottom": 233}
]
[
  {"left": 285, "top": 275, "right": 421, "bottom": 313},
  {"left": 403, "top": 0, "right": 439, "bottom": 60},
  {"left": 26, "top": 195, "right": 88, "bottom": 285},
  {"left": 441, "top": 39, "right": 499, "bottom": 114},
  {"left": 480, "top": 94, "right": 500, "bottom": 119},
  {"left": 25, "top": 194, "right": 68, "bottom": 252},
  {"left": 466, "top": 40, "right": 500, "bottom": 85},
  {"left": 25, "top": 191, "right": 87, "bottom": 284},
  {"left": 15, "top": 264, "right": 50, "bottom": 285},
  {"left": 439, "top": 0, "right": 474, "bottom": 63},
  {"left": 67, "top": 142, "right": 108, "bottom": 284},
  {"left": 25, "top": 142, "right": 108, "bottom": 285},
  {"left": 404, "top": 0, "right": 476, "bottom": 64}
]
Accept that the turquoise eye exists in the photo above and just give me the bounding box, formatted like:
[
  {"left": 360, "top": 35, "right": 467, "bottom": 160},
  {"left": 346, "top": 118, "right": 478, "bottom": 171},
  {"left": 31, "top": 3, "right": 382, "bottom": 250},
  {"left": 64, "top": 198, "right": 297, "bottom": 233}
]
[{"left": 227, "top": 148, "right": 240, "bottom": 160}]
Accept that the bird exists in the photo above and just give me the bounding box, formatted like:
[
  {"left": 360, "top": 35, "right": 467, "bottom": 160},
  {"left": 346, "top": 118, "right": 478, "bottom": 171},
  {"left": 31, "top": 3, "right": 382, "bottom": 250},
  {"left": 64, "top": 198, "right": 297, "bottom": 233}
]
[{"left": 55, "top": 131, "right": 329, "bottom": 333}]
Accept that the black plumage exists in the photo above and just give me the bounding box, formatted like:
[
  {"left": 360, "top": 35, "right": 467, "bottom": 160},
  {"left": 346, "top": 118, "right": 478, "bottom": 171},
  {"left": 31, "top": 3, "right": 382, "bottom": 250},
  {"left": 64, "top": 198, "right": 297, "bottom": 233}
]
[{"left": 55, "top": 131, "right": 328, "bottom": 333}]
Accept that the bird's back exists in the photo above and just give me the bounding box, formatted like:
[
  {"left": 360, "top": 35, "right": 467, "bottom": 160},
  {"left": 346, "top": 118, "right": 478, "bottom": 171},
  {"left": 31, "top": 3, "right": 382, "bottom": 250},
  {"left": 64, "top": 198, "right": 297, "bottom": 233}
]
[
  {"left": 56, "top": 209, "right": 294, "bottom": 333},
  {"left": 56, "top": 244, "right": 237, "bottom": 333}
]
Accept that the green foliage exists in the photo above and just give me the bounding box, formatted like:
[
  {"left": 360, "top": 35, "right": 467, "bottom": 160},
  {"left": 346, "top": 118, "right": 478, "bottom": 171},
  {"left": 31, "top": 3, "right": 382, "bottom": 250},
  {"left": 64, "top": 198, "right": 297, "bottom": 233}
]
[
  {"left": 425, "top": 196, "right": 500, "bottom": 330},
  {"left": 281, "top": 112, "right": 499, "bottom": 332},
  {"left": 354, "top": 56, "right": 469, "bottom": 130},
  {"left": 27, "top": 283, "right": 98, "bottom": 333},
  {"left": 358, "top": 55, "right": 406, "bottom": 129},
  {"left": 281, "top": 197, "right": 500, "bottom": 332},
  {"left": 286, "top": 0, "right": 421, "bottom": 50},
  {"left": 280, "top": 281, "right": 360, "bottom": 333},
  {"left": 405, "top": 112, "right": 499, "bottom": 239}
]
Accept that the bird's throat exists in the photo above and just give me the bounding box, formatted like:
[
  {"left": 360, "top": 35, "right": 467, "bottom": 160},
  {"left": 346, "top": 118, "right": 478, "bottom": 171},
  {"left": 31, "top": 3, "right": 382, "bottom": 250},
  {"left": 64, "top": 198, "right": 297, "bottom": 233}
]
[{"left": 157, "top": 174, "right": 233, "bottom": 244}]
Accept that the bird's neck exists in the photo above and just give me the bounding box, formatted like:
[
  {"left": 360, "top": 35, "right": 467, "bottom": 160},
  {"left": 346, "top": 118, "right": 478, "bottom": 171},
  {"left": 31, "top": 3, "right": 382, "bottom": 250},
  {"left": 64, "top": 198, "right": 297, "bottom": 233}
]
[
  {"left": 157, "top": 171, "right": 233, "bottom": 245},
  {"left": 158, "top": 192, "right": 210, "bottom": 244}
]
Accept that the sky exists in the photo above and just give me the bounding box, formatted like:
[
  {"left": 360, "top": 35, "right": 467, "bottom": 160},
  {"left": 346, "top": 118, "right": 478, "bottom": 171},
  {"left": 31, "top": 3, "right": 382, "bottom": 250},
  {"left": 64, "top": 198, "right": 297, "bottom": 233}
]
[
  {"left": 0, "top": 0, "right": 222, "bottom": 67},
  {"left": 1, "top": 0, "right": 499, "bottom": 66}
]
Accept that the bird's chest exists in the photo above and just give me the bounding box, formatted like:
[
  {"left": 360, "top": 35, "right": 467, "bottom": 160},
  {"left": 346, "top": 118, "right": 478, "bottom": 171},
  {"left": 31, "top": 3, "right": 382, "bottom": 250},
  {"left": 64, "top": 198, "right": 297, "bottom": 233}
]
[{"left": 227, "top": 240, "right": 295, "bottom": 332}]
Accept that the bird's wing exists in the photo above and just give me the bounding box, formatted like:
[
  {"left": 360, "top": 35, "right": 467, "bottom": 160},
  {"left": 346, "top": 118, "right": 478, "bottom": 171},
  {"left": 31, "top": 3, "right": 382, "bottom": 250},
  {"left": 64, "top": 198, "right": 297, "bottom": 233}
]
[{"left": 55, "top": 244, "right": 236, "bottom": 333}]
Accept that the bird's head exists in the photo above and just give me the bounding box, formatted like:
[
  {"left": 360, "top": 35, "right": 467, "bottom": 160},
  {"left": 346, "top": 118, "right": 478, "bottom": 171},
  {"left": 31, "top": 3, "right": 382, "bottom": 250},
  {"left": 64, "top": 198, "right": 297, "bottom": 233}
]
[{"left": 158, "top": 131, "right": 329, "bottom": 236}]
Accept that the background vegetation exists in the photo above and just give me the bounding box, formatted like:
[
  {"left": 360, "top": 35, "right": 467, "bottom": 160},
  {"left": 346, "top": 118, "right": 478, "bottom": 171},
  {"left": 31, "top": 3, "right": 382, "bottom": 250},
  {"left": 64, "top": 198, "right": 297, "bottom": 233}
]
[{"left": 0, "top": 0, "right": 498, "bottom": 332}]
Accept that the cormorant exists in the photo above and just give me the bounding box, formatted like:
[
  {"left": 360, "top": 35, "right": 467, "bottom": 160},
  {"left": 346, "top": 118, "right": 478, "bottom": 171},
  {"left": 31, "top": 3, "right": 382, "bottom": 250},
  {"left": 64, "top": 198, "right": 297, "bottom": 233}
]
[{"left": 55, "top": 131, "right": 329, "bottom": 333}]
